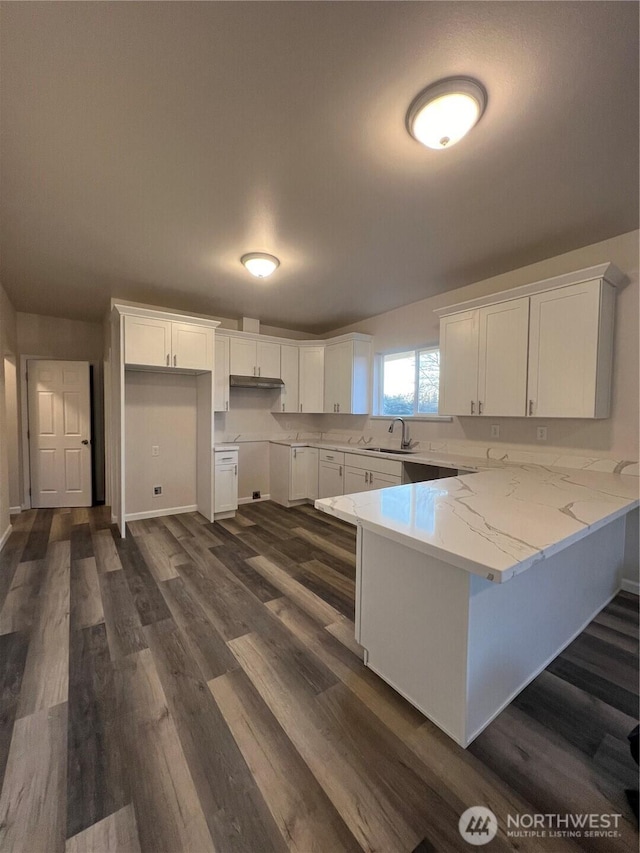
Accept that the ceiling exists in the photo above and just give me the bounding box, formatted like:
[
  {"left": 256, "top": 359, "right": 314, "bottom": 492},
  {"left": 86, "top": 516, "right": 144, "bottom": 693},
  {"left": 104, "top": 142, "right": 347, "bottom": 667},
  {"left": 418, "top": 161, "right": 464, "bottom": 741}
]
[{"left": 1, "top": 2, "right": 638, "bottom": 334}]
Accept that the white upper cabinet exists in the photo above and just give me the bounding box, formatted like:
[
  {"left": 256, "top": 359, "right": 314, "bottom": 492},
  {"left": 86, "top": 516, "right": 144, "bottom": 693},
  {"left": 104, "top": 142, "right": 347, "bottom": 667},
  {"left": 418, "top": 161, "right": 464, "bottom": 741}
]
[
  {"left": 214, "top": 335, "right": 230, "bottom": 412},
  {"left": 172, "top": 322, "right": 214, "bottom": 370},
  {"left": 299, "top": 346, "right": 325, "bottom": 413},
  {"left": 438, "top": 311, "right": 479, "bottom": 416},
  {"left": 528, "top": 279, "right": 614, "bottom": 418},
  {"left": 477, "top": 298, "right": 529, "bottom": 417},
  {"left": 437, "top": 264, "right": 621, "bottom": 420},
  {"left": 278, "top": 344, "right": 300, "bottom": 413},
  {"left": 124, "top": 315, "right": 213, "bottom": 371},
  {"left": 323, "top": 339, "right": 372, "bottom": 414},
  {"left": 229, "top": 338, "right": 281, "bottom": 378},
  {"left": 124, "top": 316, "right": 172, "bottom": 368}
]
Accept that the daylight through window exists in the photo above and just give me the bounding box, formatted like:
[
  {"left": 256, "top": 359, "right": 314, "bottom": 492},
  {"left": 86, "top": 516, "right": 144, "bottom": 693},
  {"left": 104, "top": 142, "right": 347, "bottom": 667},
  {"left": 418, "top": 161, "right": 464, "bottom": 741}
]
[{"left": 379, "top": 347, "right": 440, "bottom": 416}]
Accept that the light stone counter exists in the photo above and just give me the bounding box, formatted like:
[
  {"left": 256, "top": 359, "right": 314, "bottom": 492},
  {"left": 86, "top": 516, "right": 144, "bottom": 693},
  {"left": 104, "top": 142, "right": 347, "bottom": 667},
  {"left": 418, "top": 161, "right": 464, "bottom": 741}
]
[{"left": 315, "top": 465, "right": 639, "bottom": 583}]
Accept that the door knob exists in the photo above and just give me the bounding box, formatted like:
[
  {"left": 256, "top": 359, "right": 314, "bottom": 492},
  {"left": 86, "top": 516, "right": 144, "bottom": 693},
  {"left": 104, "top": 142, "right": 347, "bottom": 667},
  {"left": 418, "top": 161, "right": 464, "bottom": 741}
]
[{"left": 81, "top": 439, "right": 89, "bottom": 445}]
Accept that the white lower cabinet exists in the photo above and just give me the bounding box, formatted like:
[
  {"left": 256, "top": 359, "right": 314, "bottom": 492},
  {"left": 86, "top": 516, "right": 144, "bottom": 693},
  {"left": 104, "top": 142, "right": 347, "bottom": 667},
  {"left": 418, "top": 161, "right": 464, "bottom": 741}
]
[
  {"left": 214, "top": 448, "right": 238, "bottom": 517},
  {"left": 269, "top": 443, "right": 319, "bottom": 507},
  {"left": 290, "top": 447, "right": 309, "bottom": 500},
  {"left": 318, "top": 451, "right": 345, "bottom": 499},
  {"left": 344, "top": 453, "right": 402, "bottom": 492}
]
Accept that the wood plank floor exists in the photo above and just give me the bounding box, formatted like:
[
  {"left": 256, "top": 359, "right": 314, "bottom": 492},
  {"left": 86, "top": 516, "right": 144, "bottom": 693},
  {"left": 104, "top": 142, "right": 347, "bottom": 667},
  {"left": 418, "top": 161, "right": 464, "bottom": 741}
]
[{"left": 0, "top": 502, "right": 637, "bottom": 852}]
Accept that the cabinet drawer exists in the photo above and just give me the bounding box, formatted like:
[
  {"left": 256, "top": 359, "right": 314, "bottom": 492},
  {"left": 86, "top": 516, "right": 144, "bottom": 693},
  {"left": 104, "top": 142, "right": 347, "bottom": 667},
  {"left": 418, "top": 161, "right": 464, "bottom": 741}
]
[
  {"left": 215, "top": 450, "right": 238, "bottom": 466},
  {"left": 319, "top": 449, "right": 345, "bottom": 464},
  {"left": 345, "top": 452, "right": 402, "bottom": 477}
]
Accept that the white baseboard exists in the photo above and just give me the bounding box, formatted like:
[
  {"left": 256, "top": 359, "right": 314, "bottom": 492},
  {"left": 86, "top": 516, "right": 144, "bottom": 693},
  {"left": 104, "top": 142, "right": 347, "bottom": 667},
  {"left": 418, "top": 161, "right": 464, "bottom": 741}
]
[
  {"left": 621, "top": 578, "right": 640, "bottom": 595},
  {"left": 125, "top": 504, "right": 198, "bottom": 522},
  {"left": 0, "top": 524, "right": 12, "bottom": 552},
  {"left": 238, "top": 494, "right": 271, "bottom": 505},
  {"left": 9, "top": 506, "right": 21, "bottom": 515}
]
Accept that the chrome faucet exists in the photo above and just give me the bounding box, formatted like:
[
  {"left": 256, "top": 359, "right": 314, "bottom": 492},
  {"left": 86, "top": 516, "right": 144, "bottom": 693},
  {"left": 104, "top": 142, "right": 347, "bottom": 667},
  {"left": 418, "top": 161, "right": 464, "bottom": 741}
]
[{"left": 389, "top": 417, "right": 412, "bottom": 450}]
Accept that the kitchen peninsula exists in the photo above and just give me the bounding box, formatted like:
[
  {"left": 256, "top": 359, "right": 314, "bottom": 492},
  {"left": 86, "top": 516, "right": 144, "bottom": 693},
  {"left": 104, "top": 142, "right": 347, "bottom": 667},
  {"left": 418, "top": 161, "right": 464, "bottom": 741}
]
[{"left": 315, "top": 464, "right": 639, "bottom": 747}]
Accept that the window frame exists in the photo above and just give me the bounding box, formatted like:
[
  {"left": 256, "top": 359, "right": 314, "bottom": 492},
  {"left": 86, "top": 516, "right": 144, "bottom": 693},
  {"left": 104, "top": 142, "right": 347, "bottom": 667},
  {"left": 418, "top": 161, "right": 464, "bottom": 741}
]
[{"left": 374, "top": 344, "right": 451, "bottom": 420}]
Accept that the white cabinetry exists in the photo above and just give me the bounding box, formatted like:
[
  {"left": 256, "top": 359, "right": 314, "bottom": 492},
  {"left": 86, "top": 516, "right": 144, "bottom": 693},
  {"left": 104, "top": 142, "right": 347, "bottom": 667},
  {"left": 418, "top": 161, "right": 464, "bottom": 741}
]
[
  {"left": 439, "top": 299, "right": 529, "bottom": 417},
  {"left": 278, "top": 344, "right": 300, "bottom": 413},
  {"left": 230, "top": 337, "right": 281, "bottom": 378},
  {"left": 436, "top": 264, "right": 621, "bottom": 420},
  {"left": 269, "top": 443, "right": 319, "bottom": 507},
  {"left": 214, "top": 335, "right": 230, "bottom": 412},
  {"left": 111, "top": 305, "right": 219, "bottom": 536},
  {"left": 299, "top": 346, "right": 325, "bottom": 413},
  {"left": 528, "top": 280, "right": 614, "bottom": 418},
  {"left": 344, "top": 453, "right": 402, "bottom": 493},
  {"left": 214, "top": 448, "right": 238, "bottom": 517},
  {"left": 324, "top": 338, "right": 372, "bottom": 414},
  {"left": 124, "top": 315, "right": 214, "bottom": 371},
  {"left": 318, "top": 450, "right": 344, "bottom": 499}
]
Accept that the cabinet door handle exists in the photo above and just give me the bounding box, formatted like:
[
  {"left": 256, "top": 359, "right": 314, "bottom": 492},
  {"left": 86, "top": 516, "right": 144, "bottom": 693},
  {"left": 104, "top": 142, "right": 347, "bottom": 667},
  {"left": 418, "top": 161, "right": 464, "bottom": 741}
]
[
  {"left": 326, "top": 455, "right": 334, "bottom": 460},
  {"left": 282, "top": 403, "right": 285, "bottom": 412},
  {"left": 470, "top": 400, "right": 475, "bottom": 414},
  {"left": 339, "top": 465, "right": 342, "bottom": 476},
  {"left": 173, "top": 354, "right": 177, "bottom": 367},
  {"left": 221, "top": 456, "right": 233, "bottom": 461},
  {"left": 337, "top": 403, "right": 340, "bottom": 413},
  {"left": 365, "top": 472, "right": 369, "bottom": 484},
  {"left": 370, "top": 472, "right": 373, "bottom": 485},
  {"left": 299, "top": 403, "right": 302, "bottom": 412},
  {"left": 258, "top": 366, "right": 261, "bottom": 376},
  {"left": 529, "top": 400, "right": 534, "bottom": 416},
  {"left": 225, "top": 401, "right": 228, "bottom": 411},
  {"left": 166, "top": 353, "right": 170, "bottom": 366},
  {"left": 478, "top": 401, "right": 483, "bottom": 415},
  {"left": 293, "top": 449, "right": 297, "bottom": 458},
  {"left": 234, "top": 465, "right": 237, "bottom": 476}
]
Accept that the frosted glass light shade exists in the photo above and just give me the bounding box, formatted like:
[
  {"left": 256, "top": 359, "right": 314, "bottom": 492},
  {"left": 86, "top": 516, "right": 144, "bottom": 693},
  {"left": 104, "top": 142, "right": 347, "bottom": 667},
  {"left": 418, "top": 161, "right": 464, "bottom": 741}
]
[
  {"left": 407, "top": 78, "right": 486, "bottom": 150},
  {"left": 241, "top": 253, "right": 280, "bottom": 278}
]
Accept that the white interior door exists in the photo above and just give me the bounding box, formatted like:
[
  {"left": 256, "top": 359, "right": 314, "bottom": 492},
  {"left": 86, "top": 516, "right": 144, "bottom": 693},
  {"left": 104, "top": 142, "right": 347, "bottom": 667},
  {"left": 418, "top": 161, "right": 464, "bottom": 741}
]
[{"left": 28, "top": 360, "right": 92, "bottom": 508}]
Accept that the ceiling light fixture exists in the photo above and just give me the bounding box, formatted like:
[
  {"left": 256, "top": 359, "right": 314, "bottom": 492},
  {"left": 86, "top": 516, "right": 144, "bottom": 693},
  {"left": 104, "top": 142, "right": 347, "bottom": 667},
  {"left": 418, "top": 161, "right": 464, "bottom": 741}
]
[
  {"left": 406, "top": 77, "right": 486, "bottom": 150},
  {"left": 241, "top": 252, "right": 280, "bottom": 278}
]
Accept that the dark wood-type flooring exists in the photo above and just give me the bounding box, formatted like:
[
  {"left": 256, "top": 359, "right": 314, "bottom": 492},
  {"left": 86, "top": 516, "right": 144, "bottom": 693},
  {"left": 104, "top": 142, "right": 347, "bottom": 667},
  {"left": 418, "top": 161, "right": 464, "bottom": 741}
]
[{"left": 0, "top": 502, "right": 638, "bottom": 852}]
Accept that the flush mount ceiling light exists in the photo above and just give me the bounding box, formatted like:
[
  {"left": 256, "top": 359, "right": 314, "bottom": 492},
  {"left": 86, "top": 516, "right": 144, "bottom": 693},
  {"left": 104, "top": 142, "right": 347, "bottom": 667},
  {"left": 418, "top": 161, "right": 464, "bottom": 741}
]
[
  {"left": 406, "top": 77, "right": 486, "bottom": 150},
  {"left": 241, "top": 252, "right": 280, "bottom": 278}
]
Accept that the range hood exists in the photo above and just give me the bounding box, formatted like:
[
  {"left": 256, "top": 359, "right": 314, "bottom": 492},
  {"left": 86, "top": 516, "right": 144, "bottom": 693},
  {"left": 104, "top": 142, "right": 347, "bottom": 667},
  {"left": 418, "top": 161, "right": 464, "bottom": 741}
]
[{"left": 229, "top": 374, "right": 284, "bottom": 389}]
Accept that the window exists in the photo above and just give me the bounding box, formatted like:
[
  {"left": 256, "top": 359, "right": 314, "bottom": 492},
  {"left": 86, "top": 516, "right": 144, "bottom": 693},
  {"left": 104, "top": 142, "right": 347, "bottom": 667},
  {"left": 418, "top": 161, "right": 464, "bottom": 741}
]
[{"left": 378, "top": 347, "right": 440, "bottom": 416}]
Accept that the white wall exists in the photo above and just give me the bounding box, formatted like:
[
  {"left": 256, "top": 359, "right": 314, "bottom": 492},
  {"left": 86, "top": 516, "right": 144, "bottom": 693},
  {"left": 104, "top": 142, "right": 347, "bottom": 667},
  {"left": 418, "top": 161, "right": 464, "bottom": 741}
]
[
  {"left": 18, "top": 312, "right": 106, "bottom": 502},
  {"left": 3, "top": 358, "right": 21, "bottom": 509},
  {"left": 326, "top": 230, "right": 640, "bottom": 461},
  {"left": 0, "top": 285, "right": 18, "bottom": 542},
  {"left": 125, "top": 371, "right": 198, "bottom": 515}
]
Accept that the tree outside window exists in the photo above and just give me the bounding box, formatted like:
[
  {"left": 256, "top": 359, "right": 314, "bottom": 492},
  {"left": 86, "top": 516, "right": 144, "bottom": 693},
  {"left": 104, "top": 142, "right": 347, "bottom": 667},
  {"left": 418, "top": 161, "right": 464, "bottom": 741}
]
[{"left": 380, "top": 347, "right": 440, "bottom": 415}]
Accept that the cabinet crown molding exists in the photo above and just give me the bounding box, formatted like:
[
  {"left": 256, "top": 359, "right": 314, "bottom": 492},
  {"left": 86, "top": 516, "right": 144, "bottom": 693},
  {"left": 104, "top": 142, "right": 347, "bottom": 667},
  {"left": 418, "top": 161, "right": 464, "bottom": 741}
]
[
  {"left": 113, "top": 303, "right": 221, "bottom": 329},
  {"left": 434, "top": 262, "right": 624, "bottom": 318}
]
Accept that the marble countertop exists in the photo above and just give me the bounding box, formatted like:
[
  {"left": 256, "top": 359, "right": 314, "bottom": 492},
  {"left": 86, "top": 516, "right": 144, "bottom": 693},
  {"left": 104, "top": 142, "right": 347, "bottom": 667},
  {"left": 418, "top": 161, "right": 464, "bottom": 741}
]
[
  {"left": 214, "top": 444, "right": 239, "bottom": 451},
  {"left": 315, "top": 466, "right": 639, "bottom": 584}
]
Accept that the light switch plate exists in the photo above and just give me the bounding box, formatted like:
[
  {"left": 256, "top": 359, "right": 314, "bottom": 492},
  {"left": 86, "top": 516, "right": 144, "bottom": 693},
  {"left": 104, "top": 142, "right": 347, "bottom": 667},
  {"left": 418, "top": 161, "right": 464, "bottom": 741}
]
[
  {"left": 152, "top": 445, "right": 160, "bottom": 456},
  {"left": 536, "top": 426, "right": 548, "bottom": 441}
]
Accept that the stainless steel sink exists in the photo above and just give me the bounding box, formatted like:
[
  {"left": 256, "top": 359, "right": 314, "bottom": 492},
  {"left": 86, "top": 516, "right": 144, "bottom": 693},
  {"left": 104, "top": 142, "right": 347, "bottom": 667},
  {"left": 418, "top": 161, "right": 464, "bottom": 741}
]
[{"left": 361, "top": 447, "right": 418, "bottom": 455}]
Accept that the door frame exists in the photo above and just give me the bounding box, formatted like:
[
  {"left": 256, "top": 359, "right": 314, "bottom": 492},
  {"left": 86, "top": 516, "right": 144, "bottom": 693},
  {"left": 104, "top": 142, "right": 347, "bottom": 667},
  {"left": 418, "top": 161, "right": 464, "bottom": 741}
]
[{"left": 20, "top": 355, "right": 94, "bottom": 510}]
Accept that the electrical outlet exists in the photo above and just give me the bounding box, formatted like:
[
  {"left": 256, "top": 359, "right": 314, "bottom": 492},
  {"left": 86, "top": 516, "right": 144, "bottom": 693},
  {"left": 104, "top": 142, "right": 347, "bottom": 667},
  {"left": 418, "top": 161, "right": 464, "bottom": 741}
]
[
  {"left": 252, "top": 491, "right": 261, "bottom": 500},
  {"left": 536, "top": 426, "right": 548, "bottom": 441},
  {"left": 490, "top": 424, "right": 500, "bottom": 439},
  {"left": 153, "top": 485, "right": 162, "bottom": 496},
  {"left": 152, "top": 445, "right": 159, "bottom": 457}
]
